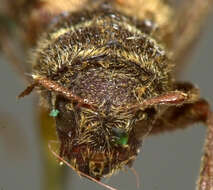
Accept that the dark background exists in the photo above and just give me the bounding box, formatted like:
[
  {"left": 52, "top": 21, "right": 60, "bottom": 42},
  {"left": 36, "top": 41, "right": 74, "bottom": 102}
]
[{"left": 0, "top": 2, "right": 213, "bottom": 190}]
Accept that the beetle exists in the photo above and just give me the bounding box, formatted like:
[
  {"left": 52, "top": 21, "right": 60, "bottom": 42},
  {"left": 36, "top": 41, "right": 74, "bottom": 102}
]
[{"left": 0, "top": 0, "right": 213, "bottom": 190}]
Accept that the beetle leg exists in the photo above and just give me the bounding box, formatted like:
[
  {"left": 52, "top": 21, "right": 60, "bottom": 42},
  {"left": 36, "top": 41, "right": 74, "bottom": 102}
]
[
  {"left": 171, "top": 0, "right": 213, "bottom": 68},
  {"left": 134, "top": 81, "right": 213, "bottom": 190},
  {"left": 148, "top": 99, "right": 209, "bottom": 135},
  {"left": 137, "top": 97, "right": 213, "bottom": 189},
  {"left": 0, "top": 33, "right": 30, "bottom": 81},
  {"left": 142, "top": 96, "right": 213, "bottom": 190},
  {"left": 146, "top": 81, "right": 207, "bottom": 134},
  {"left": 197, "top": 111, "right": 213, "bottom": 190}
]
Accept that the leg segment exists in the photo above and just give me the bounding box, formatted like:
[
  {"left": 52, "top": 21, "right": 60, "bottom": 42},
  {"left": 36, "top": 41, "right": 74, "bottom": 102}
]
[
  {"left": 171, "top": 0, "right": 213, "bottom": 68},
  {"left": 197, "top": 112, "right": 213, "bottom": 190},
  {"left": 0, "top": 32, "right": 29, "bottom": 81},
  {"left": 142, "top": 92, "right": 213, "bottom": 190},
  {"left": 0, "top": 0, "right": 41, "bottom": 80},
  {"left": 147, "top": 98, "right": 213, "bottom": 190},
  {"left": 135, "top": 81, "right": 213, "bottom": 189},
  {"left": 149, "top": 99, "right": 210, "bottom": 135}
]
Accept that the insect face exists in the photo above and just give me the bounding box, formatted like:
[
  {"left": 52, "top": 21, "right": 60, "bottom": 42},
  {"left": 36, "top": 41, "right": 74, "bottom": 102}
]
[
  {"left": 54, "top": 99, "right": 138, "bottom": 179},
  {"left": 2, "top": 0, "right": 213, "bottom": 189},
  {"left": 46, "top": 83, "right": 161, "bottom": 180},
  {"left": 27, "top": 2, "right": 172, "bottom": 180}
]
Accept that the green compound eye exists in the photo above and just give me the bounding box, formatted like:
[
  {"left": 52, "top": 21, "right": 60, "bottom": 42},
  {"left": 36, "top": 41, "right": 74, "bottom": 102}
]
[
  {"left": 112, "top": 127, "right": 129, "bottom": 146},
  {"left": 49, "top": 109, "right": 60, "bottom": 117},
  {"left": 116, "top": 133, "right": 128, "bottom": 146}
]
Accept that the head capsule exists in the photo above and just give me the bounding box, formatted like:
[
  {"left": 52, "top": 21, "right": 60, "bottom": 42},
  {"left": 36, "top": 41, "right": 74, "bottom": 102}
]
[
  {"left": 50, "top": 94, "right": 145, "bottom": 179},
  {"left": 28, "top": 1, "right": 172, "bottom": 180}
]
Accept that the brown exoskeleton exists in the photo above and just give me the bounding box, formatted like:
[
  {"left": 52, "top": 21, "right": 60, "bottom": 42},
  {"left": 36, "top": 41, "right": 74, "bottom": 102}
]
[{"left": 1, "top": 0, "right": 213, "bottom": 190}]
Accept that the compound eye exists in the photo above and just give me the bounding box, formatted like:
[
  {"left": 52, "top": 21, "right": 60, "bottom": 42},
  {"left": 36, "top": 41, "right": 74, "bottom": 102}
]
[
  {"left": 112, "top": 127, "right": 129, "bottom": 146},
  {"left": 49, "top": 109, "right": 60, "bottom": 117}
]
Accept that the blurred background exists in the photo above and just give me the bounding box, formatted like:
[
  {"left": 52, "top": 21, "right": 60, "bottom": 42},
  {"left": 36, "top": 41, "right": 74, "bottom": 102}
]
[{"left": 0, "top": 1, "right": 213, "bottom": 190}]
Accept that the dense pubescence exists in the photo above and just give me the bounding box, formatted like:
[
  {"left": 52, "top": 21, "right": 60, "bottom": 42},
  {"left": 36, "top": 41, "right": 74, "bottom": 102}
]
[{"left": 32, "top": 2, "right": 173, "bottom": 179}]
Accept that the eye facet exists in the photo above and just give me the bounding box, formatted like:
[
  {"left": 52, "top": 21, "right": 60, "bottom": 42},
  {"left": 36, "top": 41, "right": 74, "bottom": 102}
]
[
  {"left": 116, "top": 133, "right": 128, "bottom": 146},
  {"left": 112, "top": 127, "right": 129, "bottom": 146},
  {"left": 49, "top": 109, "right": 60, "bottom": 117}
]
